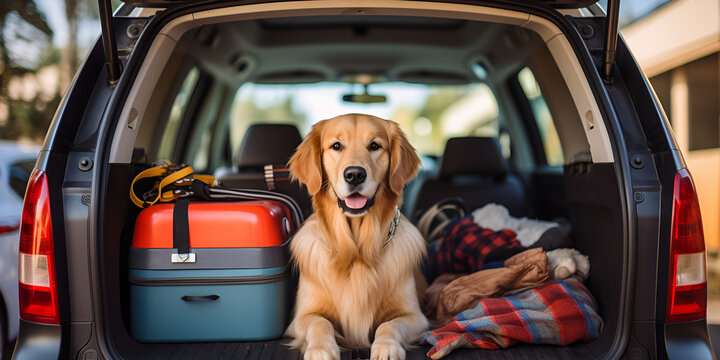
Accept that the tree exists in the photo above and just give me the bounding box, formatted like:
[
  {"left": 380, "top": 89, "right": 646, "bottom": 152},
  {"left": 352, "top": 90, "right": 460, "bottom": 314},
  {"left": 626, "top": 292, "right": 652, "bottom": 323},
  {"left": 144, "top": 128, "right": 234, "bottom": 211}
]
[{"left": 0, "top": 0, "right": 53, "bottom": 140}]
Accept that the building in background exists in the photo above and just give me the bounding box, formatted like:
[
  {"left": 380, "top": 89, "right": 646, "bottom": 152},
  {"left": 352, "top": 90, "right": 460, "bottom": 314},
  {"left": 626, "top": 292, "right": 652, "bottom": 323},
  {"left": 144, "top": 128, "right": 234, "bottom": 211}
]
[
  {"left": 623, "top": 0, "right": 720, "bottom": 322},
  {"left": 623, "top": 0, "right": 720, "bottom": 255}
]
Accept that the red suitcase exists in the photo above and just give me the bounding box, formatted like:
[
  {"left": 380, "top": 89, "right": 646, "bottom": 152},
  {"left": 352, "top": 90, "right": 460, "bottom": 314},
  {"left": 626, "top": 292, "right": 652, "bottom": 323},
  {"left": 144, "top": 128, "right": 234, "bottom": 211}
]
[{"left": 132, "top": 200, "right": 293, "bottom": 248}]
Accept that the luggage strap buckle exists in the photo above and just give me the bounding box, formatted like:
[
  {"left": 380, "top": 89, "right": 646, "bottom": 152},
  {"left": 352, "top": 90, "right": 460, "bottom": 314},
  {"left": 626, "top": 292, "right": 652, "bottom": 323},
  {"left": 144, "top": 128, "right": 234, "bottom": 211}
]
[{"left": 171, "top": 252, "right": 196, "bottom": 263}]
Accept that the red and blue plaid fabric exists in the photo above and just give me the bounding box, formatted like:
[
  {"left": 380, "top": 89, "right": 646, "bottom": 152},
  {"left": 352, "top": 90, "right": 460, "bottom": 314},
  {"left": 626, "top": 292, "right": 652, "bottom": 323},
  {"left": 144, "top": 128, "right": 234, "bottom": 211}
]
[
  {"left": 419, "top": 277, "right": 603, "bottom": 359},
  {"left": 433, "top": 216, "right": 523, "bottom": 275}
]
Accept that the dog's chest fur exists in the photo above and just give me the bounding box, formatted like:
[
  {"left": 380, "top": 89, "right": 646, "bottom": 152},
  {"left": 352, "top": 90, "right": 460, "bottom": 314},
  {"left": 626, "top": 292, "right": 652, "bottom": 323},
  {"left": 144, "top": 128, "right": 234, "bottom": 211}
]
[
  {"left": 324, "top": 259, "right": 383, "bottom": 346},
  {"left": 292, "top": 216, "right": 424, "bottom": 347}
]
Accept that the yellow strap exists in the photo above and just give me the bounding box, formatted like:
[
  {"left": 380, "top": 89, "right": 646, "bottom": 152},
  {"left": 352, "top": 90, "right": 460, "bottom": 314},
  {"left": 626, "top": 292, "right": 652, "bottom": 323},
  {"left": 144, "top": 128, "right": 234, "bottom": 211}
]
[
  {"left": 194, "top": 174, "right": 216, "bottom": 186},
  {"left": 150, "top": 166, "right": 194, "bottom": 206},
  {"left": 130, "top": 165, "right": 169, "bottom": 207},
  {"left": 130, "top": 163, "right": 217, "bottom": 208},
  {"left": 130, "top": 165, "right": 193, "bottom": 207},
  {"left": 160, "top": 190, "right": 179, "bottom": 203}
]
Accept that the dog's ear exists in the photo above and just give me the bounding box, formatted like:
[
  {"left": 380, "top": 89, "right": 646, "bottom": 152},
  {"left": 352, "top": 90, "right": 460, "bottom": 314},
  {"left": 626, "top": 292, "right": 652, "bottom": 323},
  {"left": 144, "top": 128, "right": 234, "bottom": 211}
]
[
  {"left": 289, "top": 121, "right": 324, "bottom": 195},
  {"left": 388, "top": 121, "right": 420, "bottom": 195}
]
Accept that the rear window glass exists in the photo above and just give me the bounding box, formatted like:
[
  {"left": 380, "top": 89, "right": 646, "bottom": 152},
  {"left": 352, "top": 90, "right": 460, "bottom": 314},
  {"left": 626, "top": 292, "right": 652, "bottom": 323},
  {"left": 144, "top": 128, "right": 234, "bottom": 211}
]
[
  {"left": 517, "top": 67, "right": 564, "bottom": 166},
  {"left": 229, "top": 82, "right": 501, "bottom": 157},
  {"left": 9, "top": 159, "right": 35, "bottom": 198},
  {"left": 157, "top": 67, "right": 201, "bottom": 161}
]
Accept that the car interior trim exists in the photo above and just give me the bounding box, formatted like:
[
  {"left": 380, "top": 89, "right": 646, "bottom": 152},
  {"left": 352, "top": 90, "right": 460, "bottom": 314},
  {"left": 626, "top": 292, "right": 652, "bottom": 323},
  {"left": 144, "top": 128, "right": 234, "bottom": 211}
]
[{"left": 108, "top": 0, "right": 615, "bottom": 164}]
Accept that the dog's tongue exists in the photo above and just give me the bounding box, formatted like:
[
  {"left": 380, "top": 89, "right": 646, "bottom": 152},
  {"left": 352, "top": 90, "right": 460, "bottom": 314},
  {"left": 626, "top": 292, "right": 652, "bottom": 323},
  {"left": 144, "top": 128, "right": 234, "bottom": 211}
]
[{"left": 344, "top": 195, "right": 368, "bottom": 209}]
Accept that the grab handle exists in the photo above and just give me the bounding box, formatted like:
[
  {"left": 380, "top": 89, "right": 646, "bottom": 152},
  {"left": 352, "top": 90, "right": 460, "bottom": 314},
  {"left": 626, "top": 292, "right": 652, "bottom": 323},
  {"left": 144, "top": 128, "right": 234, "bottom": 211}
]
[{"left": 181, "top": 295, "right": 220, "bottom": 302}]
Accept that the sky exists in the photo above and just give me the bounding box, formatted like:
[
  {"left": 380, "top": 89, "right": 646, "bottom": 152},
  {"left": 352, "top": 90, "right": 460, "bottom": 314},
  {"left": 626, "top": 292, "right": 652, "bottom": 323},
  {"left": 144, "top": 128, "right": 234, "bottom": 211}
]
[
  {"left": 598, "top": 0, "right": 672, "bottom": 27},
  {"left": 36, "top": 0, "right": 102, "bottom": 51}
]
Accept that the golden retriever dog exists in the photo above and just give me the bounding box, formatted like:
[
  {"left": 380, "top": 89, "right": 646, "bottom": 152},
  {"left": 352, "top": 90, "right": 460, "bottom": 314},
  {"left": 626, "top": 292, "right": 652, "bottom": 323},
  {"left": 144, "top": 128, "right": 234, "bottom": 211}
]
[{"left": 286, "top": 114, "right": 429, "bottom": 360}]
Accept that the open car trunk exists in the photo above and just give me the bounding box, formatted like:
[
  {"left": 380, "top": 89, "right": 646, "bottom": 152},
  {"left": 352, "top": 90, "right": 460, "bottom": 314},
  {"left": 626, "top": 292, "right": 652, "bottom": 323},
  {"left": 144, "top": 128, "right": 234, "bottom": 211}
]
[
  {"left": 97, "top": 161, "right": 625, "bottom": 360},
  {"left": 94, "top": 2, "right": 629, "bottom": 359}
]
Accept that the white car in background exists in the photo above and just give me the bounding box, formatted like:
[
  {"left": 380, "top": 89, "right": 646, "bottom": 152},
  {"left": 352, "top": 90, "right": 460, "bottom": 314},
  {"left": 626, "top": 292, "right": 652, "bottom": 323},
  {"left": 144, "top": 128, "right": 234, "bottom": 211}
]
[{"left": 0, "top": 141, "right": 38, "bottom": 358}]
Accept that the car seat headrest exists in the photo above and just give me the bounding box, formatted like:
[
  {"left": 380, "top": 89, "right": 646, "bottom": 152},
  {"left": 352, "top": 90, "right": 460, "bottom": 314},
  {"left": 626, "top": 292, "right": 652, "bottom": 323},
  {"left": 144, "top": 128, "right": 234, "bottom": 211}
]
[
  {"left": 236, "top": 124, "right": 302, "bottom": 170},
  {"left": 439, "top": 137, "right": 509, "bottom": 178}
]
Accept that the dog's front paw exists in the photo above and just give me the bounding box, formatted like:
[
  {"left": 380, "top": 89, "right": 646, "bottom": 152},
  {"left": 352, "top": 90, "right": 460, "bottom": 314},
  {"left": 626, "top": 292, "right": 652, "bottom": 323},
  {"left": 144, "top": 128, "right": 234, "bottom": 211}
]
[
  {"left": 304, "top": 344, "right": 340, "bottom": 360},
  {"left": 371, "top": 340, "right": 405, "bottom": 360}
]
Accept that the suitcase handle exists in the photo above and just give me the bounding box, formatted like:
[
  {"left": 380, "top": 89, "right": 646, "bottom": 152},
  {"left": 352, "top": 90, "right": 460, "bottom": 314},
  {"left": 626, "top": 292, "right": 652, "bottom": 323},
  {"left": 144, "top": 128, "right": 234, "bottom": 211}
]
[{"left": 181, "top": 295, "right": 220, "bottom": 302}]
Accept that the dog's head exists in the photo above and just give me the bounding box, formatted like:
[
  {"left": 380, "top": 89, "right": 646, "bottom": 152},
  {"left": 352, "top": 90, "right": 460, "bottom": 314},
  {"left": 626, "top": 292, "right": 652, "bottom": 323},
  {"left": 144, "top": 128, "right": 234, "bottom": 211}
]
[{"left": 289, "top": 114, "right": 420, "bottom": 217}]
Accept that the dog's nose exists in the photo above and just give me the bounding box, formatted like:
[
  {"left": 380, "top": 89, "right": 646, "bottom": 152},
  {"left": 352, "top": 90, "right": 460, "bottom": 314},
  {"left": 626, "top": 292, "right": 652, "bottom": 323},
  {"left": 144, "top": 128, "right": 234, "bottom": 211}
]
[{"left": 344, "top": 166, "right": 367, "bottom": 186}]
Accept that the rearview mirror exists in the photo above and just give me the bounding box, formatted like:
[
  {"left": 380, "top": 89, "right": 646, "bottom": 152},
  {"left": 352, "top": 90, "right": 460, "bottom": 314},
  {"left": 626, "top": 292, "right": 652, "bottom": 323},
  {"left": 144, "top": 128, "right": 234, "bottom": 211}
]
[{"left": 342, "top": 93, "right": 387, "bottom": 103}]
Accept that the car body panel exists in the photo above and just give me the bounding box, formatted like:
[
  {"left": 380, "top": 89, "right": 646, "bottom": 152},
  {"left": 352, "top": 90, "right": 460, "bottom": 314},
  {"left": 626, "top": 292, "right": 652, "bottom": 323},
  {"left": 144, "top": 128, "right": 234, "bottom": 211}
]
[{"left": 0, "top": 142, "right": 39, "bottom": 343}]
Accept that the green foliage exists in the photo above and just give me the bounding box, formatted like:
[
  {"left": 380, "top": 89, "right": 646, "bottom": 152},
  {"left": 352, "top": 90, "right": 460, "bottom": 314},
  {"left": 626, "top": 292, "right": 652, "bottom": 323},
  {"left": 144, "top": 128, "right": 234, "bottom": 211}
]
[
  {"left": 0, "top": 0, "right": 91, "bottom": 142},
  {"left": 36, "top": 45, "right": 62, "bottom": 69}
]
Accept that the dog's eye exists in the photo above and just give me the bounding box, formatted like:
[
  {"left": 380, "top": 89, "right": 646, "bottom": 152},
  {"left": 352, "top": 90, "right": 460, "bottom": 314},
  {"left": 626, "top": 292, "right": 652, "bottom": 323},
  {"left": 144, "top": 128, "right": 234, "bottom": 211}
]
[
  {"left": 368, "top": 142, "right": 381, "bottom": 151},
  {"left": 331, "top": 142, "right": 343, "bottom": 151}
]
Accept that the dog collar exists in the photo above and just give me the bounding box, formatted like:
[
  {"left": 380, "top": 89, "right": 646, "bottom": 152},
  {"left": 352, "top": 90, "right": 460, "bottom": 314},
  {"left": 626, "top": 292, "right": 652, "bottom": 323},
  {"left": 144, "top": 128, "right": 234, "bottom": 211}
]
[
  {"left": 317, "top": 206, "right": 401, "bottom": 254},
  {"left": 384, "top": 207, "right": 401, "bottom": 247}
]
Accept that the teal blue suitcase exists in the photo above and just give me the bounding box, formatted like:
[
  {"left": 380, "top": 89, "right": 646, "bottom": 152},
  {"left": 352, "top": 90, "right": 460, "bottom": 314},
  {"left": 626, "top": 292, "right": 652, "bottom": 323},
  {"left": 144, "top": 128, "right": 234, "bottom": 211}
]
[
  {"left": 129, "top": 261, "right": 290, "bottom": 342},
  {"left": 128, "top": 198, "right": 295, "bottom": 342}
]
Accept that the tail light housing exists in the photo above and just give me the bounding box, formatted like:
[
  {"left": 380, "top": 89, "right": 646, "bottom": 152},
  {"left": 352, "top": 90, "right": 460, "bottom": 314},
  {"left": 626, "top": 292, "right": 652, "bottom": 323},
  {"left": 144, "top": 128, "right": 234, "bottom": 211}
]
[
  {"left": 666, "top": 168, "right": 707, "bottom": 323},
  {"left": 18, "top": 169, "right": 60, "bottom": 324}
]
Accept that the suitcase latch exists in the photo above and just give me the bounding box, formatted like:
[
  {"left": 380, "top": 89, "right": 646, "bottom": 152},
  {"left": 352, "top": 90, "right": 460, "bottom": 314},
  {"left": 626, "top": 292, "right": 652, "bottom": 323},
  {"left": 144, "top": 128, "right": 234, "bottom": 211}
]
[{"left": 171, "top": 252, "right": 197, "bottom": 263}]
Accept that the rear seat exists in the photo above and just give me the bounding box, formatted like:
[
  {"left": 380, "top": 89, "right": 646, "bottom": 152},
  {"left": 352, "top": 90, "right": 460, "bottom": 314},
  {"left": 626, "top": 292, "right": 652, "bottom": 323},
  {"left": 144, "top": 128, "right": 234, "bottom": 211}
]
[
  {"left": 411, "top": 137, "right": 530, "bottom": 220},
  {"left": 217, "top": 123, "right": 313, "bottom": 217}
]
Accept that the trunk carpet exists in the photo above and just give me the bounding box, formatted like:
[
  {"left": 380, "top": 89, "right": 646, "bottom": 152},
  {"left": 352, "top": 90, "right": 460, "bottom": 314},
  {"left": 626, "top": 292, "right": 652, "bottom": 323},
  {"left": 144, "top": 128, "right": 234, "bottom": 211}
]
[{"left": 125, "top": 338, "right": 596, "bottom": 359}]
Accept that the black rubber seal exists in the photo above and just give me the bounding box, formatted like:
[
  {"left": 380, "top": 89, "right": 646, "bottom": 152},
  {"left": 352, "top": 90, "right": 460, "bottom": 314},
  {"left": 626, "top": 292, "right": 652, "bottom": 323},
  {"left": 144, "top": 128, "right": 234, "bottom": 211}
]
[{"left": 129, "top": 269, "right": 289, "bottom": 286}]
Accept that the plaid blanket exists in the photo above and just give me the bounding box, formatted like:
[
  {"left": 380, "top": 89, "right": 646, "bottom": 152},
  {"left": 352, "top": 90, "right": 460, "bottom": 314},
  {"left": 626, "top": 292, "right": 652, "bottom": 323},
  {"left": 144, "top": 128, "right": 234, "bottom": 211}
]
[
  {"left": 419, "top": 277, "right": 603, "bottom": 359},
  {"left": 433, "top": 216, "right": 523, "bottom": 276}
]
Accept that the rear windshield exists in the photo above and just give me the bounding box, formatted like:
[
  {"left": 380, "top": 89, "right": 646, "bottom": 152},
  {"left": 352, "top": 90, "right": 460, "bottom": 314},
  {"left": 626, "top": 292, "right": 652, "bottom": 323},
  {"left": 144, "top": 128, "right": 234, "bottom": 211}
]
[{"left": 229, "top": 82, "right": 501, "bottom": 156}]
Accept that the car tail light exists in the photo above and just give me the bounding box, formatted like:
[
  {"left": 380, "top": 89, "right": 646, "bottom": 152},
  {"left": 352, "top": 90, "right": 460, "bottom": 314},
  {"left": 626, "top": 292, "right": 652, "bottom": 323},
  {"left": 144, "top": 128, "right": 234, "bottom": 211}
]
[
  {"left": 666, "top": 168, "right": 707, "bottom": 323},
  {"left": 18, "top": 169, "right": 59, "bottom": 324}
]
